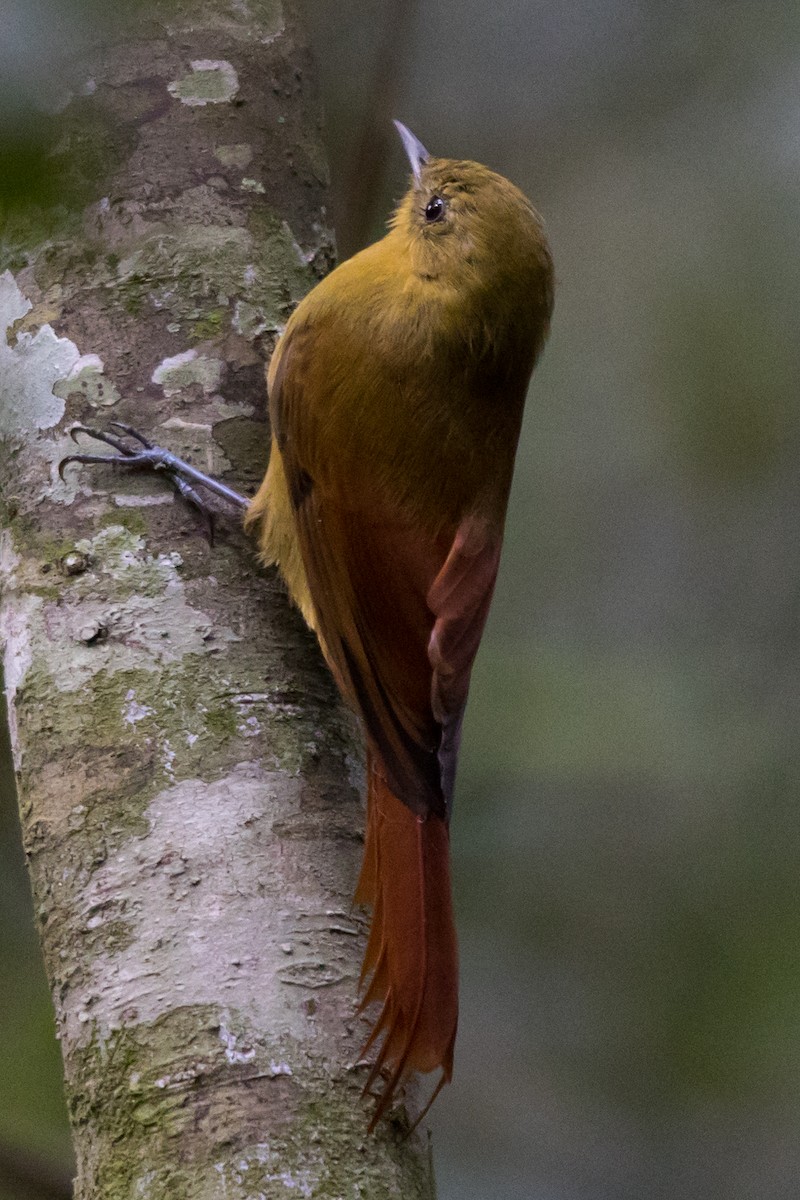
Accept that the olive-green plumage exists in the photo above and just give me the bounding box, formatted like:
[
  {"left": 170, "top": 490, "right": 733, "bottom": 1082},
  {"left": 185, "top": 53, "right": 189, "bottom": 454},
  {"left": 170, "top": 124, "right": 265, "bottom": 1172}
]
[{"left": 247, "top": 126, "right": 554, "bottom": 1125}]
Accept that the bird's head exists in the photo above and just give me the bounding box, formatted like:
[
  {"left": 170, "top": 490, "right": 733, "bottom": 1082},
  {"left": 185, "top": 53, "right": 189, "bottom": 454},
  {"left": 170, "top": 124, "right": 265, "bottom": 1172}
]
[{"left": 390, "top": 119, "right": 553, "bottom": 331}]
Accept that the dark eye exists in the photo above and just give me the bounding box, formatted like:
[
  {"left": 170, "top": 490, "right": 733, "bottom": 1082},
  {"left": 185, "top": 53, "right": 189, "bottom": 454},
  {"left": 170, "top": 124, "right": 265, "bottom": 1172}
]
[{"left": 424, "top": 195, "right": 446, "bottom": 223}]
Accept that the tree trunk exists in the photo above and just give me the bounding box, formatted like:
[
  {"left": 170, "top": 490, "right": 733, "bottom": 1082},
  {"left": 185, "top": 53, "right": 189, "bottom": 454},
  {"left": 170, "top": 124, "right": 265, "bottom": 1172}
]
[{"left": 0, "top": 3, "right": 437, "bottom": 1195}]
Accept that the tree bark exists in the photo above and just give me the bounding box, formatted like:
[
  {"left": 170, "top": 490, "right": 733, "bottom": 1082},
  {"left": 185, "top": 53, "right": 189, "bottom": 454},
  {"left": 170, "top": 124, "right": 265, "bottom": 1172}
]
[{"left": 0, "top": 3, "right": 437, "bottom": 1196}]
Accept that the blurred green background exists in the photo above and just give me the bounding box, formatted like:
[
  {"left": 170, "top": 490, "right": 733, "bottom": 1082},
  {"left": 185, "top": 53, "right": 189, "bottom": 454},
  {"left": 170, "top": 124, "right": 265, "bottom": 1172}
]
[{"left": 2, "top": 1, "right": 800, "bottom": 1197}]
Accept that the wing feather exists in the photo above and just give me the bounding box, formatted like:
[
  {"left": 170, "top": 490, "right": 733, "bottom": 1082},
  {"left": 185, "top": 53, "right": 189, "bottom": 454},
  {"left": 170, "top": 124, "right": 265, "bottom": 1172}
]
[{"left": 266, "top": 319, "right": 503, "bottom": 819}]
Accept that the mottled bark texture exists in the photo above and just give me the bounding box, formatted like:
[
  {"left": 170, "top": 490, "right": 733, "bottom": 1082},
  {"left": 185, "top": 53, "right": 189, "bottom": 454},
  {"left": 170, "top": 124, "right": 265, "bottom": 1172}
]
[{"left": 0, "top": 3, "right": 437, "bottom": 1196}]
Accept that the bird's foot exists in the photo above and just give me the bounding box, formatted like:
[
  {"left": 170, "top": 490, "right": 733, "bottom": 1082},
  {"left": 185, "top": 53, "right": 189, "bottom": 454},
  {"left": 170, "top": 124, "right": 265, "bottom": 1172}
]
[{"left": 60, "top": 423, "right": 250, "bottom": 540}]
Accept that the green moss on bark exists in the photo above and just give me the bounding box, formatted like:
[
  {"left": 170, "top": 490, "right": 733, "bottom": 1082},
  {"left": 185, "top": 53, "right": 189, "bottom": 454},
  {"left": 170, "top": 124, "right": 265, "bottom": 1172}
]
[{"left": 67, "top": 1010, "right": 433, "bottom": 1200}]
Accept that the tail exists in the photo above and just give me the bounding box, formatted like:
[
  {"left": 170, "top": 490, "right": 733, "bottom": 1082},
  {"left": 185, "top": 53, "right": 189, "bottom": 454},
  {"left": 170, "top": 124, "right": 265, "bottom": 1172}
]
[{"left": 355, "top": 755, "right": 459, "bottom": 1128}]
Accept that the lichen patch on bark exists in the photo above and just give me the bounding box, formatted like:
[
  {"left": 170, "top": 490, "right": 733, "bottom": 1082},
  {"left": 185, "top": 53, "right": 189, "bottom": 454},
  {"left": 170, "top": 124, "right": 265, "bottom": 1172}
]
[
  {"left": 151, "top": 349, "right": 225, "bottom": 397},
  {"left": 0, "top": 269, "right": 79, "bottom": 435},
  {"left": 54, "top": 355, "right": 121, "bottom": 408},
  {"left": 167, "top": 60, "right": 240, "bottom": 106},
  {"left": 214, "top": 143, "right": 254, "bottom": 170},
  {"left": 63, "top": 763, "right": 322, "bottom": 1046},
  {"left": 0, "top": 532, "right": 42, "bottom": 771},
  {"left": 38, "top": 525, "right": 239, "bottom": 692},
  {"left": 164, "top": 0, "right": 285, "bottom": 43}
]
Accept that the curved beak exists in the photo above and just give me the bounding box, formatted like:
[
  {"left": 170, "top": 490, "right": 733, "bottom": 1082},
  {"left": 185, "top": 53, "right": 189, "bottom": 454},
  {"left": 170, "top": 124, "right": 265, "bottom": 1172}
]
[{"left": 393, "top": 120, "right": 430, "bottom": 184}]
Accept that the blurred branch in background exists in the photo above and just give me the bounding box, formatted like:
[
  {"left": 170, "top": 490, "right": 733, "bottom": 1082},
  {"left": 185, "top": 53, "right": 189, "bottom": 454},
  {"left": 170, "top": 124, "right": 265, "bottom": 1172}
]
[
  {"left": 0, "top": 113, "right": 60, "bottom": 215},
  {"left": 0, "top": 0, "right": 116, "bottom": 211},
  {"left": 0, "top": 1139, "right": 72, "bottom": 1200},
  {"left": 338, "top": 0, "right": 418, "bottom": 251}
]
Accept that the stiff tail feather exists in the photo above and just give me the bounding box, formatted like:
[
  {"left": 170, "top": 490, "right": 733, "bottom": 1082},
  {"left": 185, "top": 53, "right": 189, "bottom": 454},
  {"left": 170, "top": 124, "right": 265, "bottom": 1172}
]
[{"left": 355, "top": 756, "right": 459, "bottom": 1128}]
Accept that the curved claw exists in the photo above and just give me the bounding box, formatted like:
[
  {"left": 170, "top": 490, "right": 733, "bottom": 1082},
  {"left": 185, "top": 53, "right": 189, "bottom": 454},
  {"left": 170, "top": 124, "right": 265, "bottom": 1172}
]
[
  {"left": 68, "top": 425, "right": 135, "bottom": 455},
  {"left": 59, "top": 452, "right": 126, "bottom": 480},
  {"left": 110, "top": 422, "right": 153, "bottom": 449}
]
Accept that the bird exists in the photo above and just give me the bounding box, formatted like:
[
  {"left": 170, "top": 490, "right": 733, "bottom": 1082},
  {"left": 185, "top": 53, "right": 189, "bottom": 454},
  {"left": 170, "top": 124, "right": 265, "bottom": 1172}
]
[{"left": 61, "top": 121, "right": 555, "bottom": 1127}]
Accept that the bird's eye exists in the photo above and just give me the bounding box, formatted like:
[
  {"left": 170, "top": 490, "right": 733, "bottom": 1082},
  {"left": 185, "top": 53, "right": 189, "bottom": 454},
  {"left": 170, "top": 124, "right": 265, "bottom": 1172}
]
[{"left": 424, "top": 195, "right": 446, "bottom": 223}]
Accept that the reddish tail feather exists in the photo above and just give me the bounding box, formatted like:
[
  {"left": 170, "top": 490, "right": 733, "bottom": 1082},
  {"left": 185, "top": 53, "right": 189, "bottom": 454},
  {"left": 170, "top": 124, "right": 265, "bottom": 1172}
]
[{"left": 354, "top": 755, "right": 459, "bottom": 1128}]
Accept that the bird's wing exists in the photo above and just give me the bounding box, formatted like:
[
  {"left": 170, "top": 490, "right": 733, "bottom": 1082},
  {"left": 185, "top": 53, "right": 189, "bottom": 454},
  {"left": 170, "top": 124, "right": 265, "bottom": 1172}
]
[
  {"left": 269, "top": 322, "right": 502, "bottom": 821},
  {"left": 427, "top": 515, "right": 502, "bottom": 805}
]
